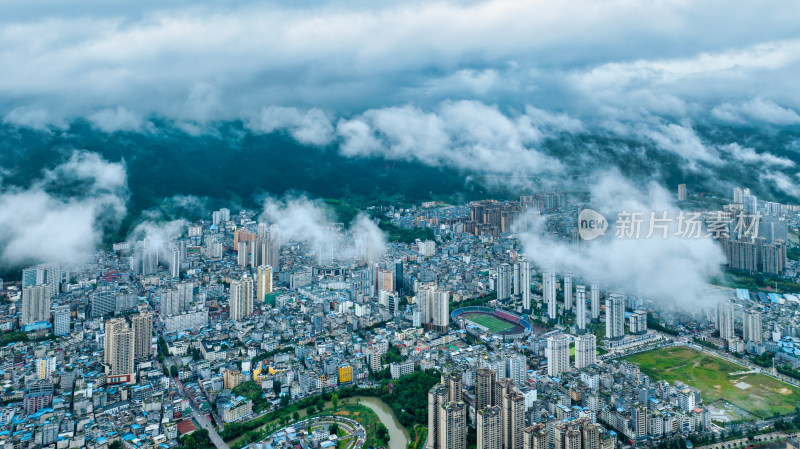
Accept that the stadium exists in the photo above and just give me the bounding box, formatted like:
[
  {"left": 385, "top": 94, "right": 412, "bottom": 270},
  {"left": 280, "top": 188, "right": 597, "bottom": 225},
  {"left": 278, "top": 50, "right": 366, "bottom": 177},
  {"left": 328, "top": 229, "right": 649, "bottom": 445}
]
[{"left": 451, "top": 306, "right": 532, "bottom": 339}]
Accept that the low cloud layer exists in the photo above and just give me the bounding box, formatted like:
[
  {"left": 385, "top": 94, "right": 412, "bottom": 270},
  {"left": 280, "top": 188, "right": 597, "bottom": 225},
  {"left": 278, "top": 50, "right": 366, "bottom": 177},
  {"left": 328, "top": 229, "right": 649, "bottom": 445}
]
[
  {"left": 260, "top": 196, "right": 386, "bottom": 263},
  {"left": 518, "top": 172, "right": 726, "bottom": 309},
  {"left": 0, "top": 151, "right": 128, "bottom": 267}
]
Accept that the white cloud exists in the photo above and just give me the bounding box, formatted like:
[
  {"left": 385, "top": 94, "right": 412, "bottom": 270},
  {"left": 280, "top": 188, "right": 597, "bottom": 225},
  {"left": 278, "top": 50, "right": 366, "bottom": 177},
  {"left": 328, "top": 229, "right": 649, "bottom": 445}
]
[
  {"left": 712, "top": 98, "right": 800, "bottom": 125},
  {"left": 0, "top": 151, "right": 128, "bottom": 267},
  {"left": 760, "top": 172, "right": 800, "bottom": 198},
  {"left": 721, "top": 143, "right": 794, "bottom": 168},
  {"left": 88, "top": 107, "right": 148, "bottom": 133},
  {"left": 518, "top": 172, "right": 726, "bottom": 309},
  {"left": 259, "top": 196, "right": 385, "bottom": 262},
  {"left": 336, "top": 100, "right": 563, "bottom": 175},
  {"left": 248, "top": 106, "right": 334, "bottom": 146},
  {"left": 638, "top": 123, "right": 721, "bottom": 170}
]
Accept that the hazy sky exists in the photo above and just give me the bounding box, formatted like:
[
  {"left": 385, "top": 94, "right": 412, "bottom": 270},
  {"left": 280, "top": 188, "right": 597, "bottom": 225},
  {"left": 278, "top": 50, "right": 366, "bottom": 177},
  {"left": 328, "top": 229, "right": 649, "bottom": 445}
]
[
  {"left": 2, "top": 0, "right": 799, "bottom": 126},
  {"left": 1, "top": 0, "right": 797, "bottom": 295}
]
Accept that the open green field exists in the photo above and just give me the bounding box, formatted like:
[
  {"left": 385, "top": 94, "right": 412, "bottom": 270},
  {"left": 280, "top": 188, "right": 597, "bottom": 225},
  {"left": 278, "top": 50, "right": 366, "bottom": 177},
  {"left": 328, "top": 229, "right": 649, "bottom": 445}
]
[
  {"left": 623, "top": 346, "right": 800, "bottom": 418},
  {"left": 463, "top": 313, "right": 513, "bottom": 333}
]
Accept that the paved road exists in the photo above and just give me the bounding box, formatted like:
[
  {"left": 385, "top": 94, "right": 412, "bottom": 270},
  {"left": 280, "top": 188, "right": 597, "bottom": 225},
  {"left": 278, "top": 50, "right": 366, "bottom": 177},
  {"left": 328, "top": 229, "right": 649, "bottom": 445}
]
[{"left": 190, "top": 401, "right": 230, "bottom": 449}]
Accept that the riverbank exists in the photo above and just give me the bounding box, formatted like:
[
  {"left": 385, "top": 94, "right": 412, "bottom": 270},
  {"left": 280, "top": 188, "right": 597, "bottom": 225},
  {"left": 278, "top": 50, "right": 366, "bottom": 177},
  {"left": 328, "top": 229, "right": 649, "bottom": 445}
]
[
  {"left": 227, "top": 396, "right": 410, "bottom": 449},
  {"left": 350, "top": 396, "right": 410, "bottom": 449}
]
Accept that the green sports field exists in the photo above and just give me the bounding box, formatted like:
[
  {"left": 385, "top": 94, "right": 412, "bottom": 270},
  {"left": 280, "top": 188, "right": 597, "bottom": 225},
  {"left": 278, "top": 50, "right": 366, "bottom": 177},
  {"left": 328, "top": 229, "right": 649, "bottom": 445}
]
[
  {"left": 623, "top": 346, "right": 800, "bottom": 418},
  {"left": 463, "top": 313, "right": 514, "bottom": 333}
]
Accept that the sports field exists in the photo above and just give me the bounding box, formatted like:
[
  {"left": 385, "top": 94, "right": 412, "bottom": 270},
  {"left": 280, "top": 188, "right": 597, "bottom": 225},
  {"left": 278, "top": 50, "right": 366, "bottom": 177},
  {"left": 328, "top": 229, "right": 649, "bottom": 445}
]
[
  {"left": 463, "top": 313, "right": 514, "bottom": 333},
  {"left": 623, "top": 346, "right": 800, "bottom": 418}
]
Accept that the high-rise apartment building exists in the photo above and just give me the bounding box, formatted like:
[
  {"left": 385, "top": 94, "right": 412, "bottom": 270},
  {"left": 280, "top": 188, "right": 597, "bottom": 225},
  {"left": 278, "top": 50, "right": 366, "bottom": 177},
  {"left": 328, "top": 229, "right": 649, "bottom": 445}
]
[
  {"left": 677, "top": 184, "right": 687, "bottom": 202},
  {"left": 497, "top": 264, "right": 512, "bottom": 301},
  {"left": 440, "top": 401, "right": 467, "bottom": 449},
  {"left": 523, "top": 424, "right": 548, "bottom": 449},
  {"left": 475, "top": 368, "right": 497, "bottom": 413},
  {"left": 104, "top": 318, "right": 135, "bottom": 384},
  {"left": 575, "top": 285, "right": 587, "bottom": 332},
  {"left": 590, "top": 282, "right": 600, "bottom": 322},
  {"left": 543, "top": 271, "right": 557, "bottom": 321},
  {"left": 22, "top": 285, "right": 50, "bottom": 325},
  {"left": 574, "top": 334, "right": 596, "bottom": 369},
  {"left": 230, "top": 278, "right": 254, "bottom": 321},
  {"left": 418, "top": 284, "right": 450, "bottom": 332},
  {"left": 563, "top": 274, "right": 573, "bottom": 312},
  {"left": 629, "top": 310, "right": 648, "bottom": 335},
  {"left": 52, "top": 305, "right": 70, "bottom": 336},
  {"left": 477, "top": 406, "right": 502, "bottom": 449},
  {"left": 517, "top": 259, "right": 531, "bottom": 310},
  {"left": 257, "top": 265, "right": 273, "bottom": 301},
  {"left": 717, "top": 302, "right": 736, "bottom": 340},
  {"left": 546, "top": 334, "right": 571, "bottom": 377},
  {"left": 131, "top": 312, "right": 153, "bottom": 360},
  {"left": 605, "top": 294, "right": 625, "bottom": 340},
  {"left": 743, "top": 310, "right": 762, "bottom": 343},
  {"left": 90, "top": 287, "right": 116, "bottom": 319}
]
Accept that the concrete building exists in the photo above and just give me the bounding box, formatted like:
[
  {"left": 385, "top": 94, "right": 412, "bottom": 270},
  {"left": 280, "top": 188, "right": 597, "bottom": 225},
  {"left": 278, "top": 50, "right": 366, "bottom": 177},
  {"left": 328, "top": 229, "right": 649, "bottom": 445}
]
[
  {"left": 605, "top": 294, "right": 625, "bottom": 340},
  {"left": 257, "top": 265, "right": 273, "bottom": 301},
  {"left": 477, "top": 406, "right": 502, "bottom": 449},
  {"left": 544, "top": 271, "right": 557, "bottom": 321},
  {"left": 546, "top": 334, "right": 571, "bottom": 377},
  {"left": 104, "top": 318, "right": 135, "bottom": 384},
  {"left": 590, "top": 282, "right": 600, "bottom": 322},
  {"left": 131, "top": 312, "right": 153, "bottom": 360},
  {"left": 717, "top": 302, "right": 736, "bottom": 340},
  {"left": 575, "top": 285, "right": 587, "bottom": 332},
  {"left": 743, "top": 310, "right": 762, "bottom": 343},
  {"left": 22, "top": 285, "right": 51, "bottom": 325},
  {"left": 574, "top": 334, "right": 597, "bottom": 369},
  {"left": 230, "top": 277, "right": 254, "bottom": 321}
]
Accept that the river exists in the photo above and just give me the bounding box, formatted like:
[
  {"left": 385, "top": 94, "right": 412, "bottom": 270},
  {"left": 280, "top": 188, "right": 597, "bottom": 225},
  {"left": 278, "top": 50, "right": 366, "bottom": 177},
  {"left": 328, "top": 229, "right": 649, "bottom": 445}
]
[{"left": 351, "top": 396, "right": 410, "bottom": 449}]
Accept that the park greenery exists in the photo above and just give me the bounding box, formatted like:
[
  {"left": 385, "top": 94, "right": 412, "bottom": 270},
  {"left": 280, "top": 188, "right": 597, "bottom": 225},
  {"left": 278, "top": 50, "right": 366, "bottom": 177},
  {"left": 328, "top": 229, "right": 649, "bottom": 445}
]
[
  {"left": 176, "top": 429, "right": 216, "bottom": 449},
  {"left": 232, "top": 381, "right": 271, "bottom": 413},
  {"left": 221, "top": 369, "right": 441, "bottom": 448}
]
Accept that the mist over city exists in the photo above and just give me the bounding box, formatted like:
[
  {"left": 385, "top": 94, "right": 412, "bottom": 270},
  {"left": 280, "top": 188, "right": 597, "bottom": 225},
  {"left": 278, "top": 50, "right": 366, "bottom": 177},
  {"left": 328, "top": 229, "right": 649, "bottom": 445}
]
[{"left": 1, "top": 2, "right": 800, "bottom": 449}]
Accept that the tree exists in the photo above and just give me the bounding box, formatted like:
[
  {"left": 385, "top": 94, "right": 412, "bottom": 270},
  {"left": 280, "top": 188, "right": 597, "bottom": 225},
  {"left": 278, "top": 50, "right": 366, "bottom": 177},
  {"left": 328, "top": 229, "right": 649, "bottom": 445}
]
[
  {"left": 170, "top": 365, "right": 179, "bottom": 377},
  {"left": 274, "top": 380, "right": 283, "bottom": 395},
  {"left": 163, "top": 366, "right": 169, "bottom": 377},
  {"left": 293, "top": 411, "right": 300, "bottom": 422},
  {"left": 280, "top": 395, "right": 289, "bottom": 407},
  {"left": 109, "top": 441, "right": 122, "bottom": 449},
  {"left": 329, "top": 423, "right": 339, "bottom": 435},
  {"left": 331, "top": 393, "right": 339, "bottom": 410}
]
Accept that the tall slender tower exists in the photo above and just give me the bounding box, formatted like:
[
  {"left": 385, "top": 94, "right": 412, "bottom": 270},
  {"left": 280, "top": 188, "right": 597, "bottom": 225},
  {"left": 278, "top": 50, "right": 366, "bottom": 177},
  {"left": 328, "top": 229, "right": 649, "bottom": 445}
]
[
  {"left": 590, "top": 282, "right": 600, "bottom": 322},
  {"left": 605, "top": 294, "right": 625, "bottom": 340},
  {"left": 717, "top": 302, "right": 736, "bottom": 340},
  {"left": 257, "top": 265, "right": 273, "bottom": 301},
  {"left": 131, "top": 312, "right": 154, "bottom": 360},
  {"left": 575, "top": 285, "right": 587, "bottom": 332},
  {"left": 497, "top": 264, "right": 512, "bottom": 301},
  {"left": 475, "top": 368, "right": 497, "bottom": 412},
  {"left": 518, "top": 259, "right": 531, "bottom": 311},
  {"left": 544, "top": 271, "right": 557, "bottom": 321},
  {"left": 563, "top": 274, "right": 573, "bottom": 312}
]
